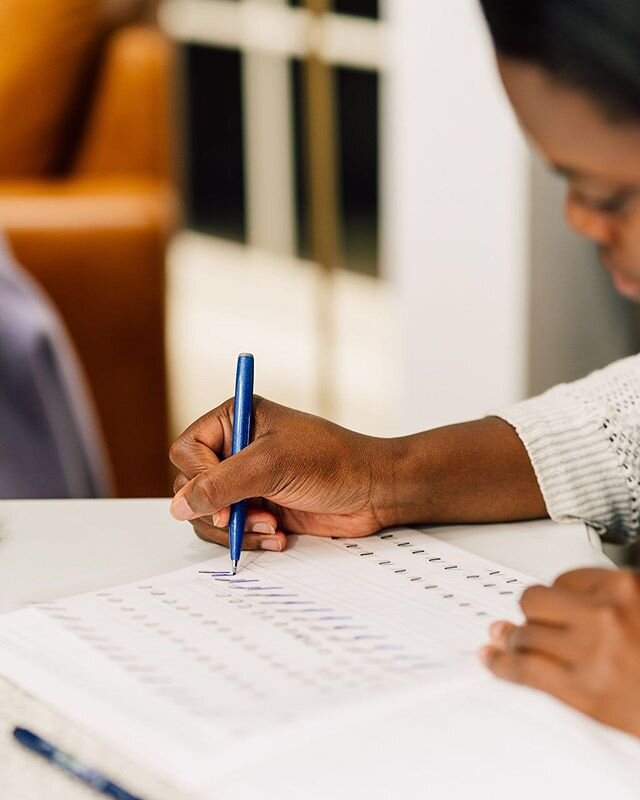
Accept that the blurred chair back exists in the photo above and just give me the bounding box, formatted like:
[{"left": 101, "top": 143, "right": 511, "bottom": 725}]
[
  {"left": 0, "top": 0, "right": 178, "bottom": 497},
  {"left": 0, "top": 234, "right": 113, "bottom": 499}
]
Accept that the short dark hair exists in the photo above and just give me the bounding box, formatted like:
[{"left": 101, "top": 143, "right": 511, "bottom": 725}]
[{"left": 479, "top": 0, "right": 640, "bottom": 121}]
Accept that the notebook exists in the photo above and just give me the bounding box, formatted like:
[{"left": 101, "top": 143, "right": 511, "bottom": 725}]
[{"left": 2, "top": 528, "right": 636, "bottom": 799}]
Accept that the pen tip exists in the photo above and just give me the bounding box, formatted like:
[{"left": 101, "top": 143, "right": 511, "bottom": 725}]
[{"left": 232, "top": 560, "right": 238, "bottom": 575}]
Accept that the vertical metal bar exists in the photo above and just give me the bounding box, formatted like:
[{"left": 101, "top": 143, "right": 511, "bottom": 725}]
[{"left": 302, "top": 0, "right": 341, "bottom": 418}]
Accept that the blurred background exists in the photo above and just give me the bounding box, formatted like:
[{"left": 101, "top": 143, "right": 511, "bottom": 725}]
[{"left": 1, "top": 0, "right": 638, "bottom": 500}]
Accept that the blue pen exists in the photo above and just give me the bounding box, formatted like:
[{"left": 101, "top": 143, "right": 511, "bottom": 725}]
[
  {"left": 12, "top": 727, "right": 143, "bottom": 800},
  {"left": 229, "top": 353, "right": 255, "bottom": 575}
]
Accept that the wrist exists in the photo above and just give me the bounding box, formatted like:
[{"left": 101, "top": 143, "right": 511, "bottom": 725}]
[
  {"left": 367, "top": 434, "right": 433, "bottom": 529},
  {"left": 369, "top": 417, "right": 546, "bottom": 529}
]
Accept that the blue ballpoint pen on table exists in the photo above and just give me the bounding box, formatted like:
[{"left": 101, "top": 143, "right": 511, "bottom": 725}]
[
  {"left": 12, "top": 727, "right": 143, "bottom": 800},
  {"left": 228, "top": 352, "right": 255, "bottom": 575}
]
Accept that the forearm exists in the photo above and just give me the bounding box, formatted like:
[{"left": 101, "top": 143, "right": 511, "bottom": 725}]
[{"left": 375, "top": 417, "right": 547, "bottom": 527}]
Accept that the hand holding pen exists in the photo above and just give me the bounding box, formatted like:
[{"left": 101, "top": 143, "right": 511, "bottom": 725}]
[
  {"left": 169, "top": 395, "right": 391, "bottom": 551},
  {"left": 169, "top": 388, "right": 540, "bottom": 549}
]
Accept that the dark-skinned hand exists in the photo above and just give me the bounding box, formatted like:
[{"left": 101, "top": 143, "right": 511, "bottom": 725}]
[
  {"left": 480, "top": 568, "right": 640, "bottom": 739},
  {"left": 169, "top": 397, "right": 390, "bottom": 552}
]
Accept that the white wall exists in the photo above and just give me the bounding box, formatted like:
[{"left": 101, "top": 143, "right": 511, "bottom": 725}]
[{"left": 384, "top": 0, "right": 529, "bottom": 433}]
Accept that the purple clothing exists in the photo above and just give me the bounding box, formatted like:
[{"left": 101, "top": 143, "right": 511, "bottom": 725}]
[{"left": 0, "top": 236, "right": 111, "bottom": 498}]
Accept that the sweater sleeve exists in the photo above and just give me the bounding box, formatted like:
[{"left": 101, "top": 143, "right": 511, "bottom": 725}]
[{"left": 497, "top": 354, "right": 640, "bottom": 541}]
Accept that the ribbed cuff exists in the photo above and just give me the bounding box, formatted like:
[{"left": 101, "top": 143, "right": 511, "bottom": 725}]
[{"left": 497, "top": 386, "right": 633, "bottom": 537}]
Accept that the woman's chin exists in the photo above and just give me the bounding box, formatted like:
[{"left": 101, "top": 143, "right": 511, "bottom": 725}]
[{"left": 612, "top": 271, "right": 640, "bottom": 301}]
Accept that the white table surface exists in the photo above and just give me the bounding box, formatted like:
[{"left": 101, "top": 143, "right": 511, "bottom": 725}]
[
  {"left": 0, "top": 500, "right": 617, "bottom": 800},
  {"left": 0, "top": 499, "right": 613, "bottom": 614}
]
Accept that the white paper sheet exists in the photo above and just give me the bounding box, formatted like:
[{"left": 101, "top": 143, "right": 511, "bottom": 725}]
[
  {"left": 209, "top": 676, "right": 640, "bottom": 800},
  {"left": 0, "top": 530, "right": 536, "bottom": 795}
]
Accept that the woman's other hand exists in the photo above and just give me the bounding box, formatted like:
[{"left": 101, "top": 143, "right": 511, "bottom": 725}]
[{"left": 481, "top": 568, "right": 640, "bottom": 738}]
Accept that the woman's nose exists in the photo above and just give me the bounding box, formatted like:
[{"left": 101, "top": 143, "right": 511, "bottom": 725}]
[{"left": 565, "top": 197, "right": 616, "bottom": 246}]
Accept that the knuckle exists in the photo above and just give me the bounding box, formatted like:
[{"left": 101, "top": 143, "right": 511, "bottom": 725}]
[
  {"left": 243, "top": 537, "right": 262, "bottom": 552},
  {"left": 194, "top": 472, "right": 221, "bottom": 510},
  {"left": 520, "top": 585, "right": 546, "bottom": 614},
  {"left": 173, "top": 472, "right": 188, "bottom": 495},
  {"left": 169, "top": 438, "right": 189, "bottom": 468},
  {"left": 552, "top": 568, "right": 586, "bottom": 589},
  {"left": 613, "top": 570, "right": 640, "bottom": 604},
  {"left": 552, "top": 570, "right": 572, "bottom": 588},
  {"left": 191, "top": 521, "right": 215, "bottom": 544},
  {"left": 509, "top": 626, "right": 529, "bottom": 652}
]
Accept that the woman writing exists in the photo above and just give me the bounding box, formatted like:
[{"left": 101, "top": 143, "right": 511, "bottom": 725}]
[{"left": 170, "top": 1, "right": 640, "bottom": 739}]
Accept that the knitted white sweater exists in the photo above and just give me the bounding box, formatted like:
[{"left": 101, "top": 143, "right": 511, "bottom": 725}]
[{"left": 499, "top": 354, "right": 640, "bottom": 541}]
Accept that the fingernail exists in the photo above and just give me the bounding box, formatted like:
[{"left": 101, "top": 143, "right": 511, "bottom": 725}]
[
  {"left": 212, "top": 513, "right": 224, "bottom": 527},
  {"left": 260, "top": 538, "right": 282, "bottom": 552},
  {"left": 252, "top": 522, "right": 276, "bottom": 535},
  {"left": 171, "top": 496, "right": 194, "bottom": 521}
]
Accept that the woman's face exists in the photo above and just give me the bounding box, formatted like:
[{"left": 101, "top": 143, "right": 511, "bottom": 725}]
[{"left": 499, "top": 56, "right": 640, "bottom": 301}]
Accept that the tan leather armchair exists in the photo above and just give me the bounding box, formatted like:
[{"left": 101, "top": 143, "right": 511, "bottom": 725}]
[{"left": 0, "top": 5, "right": 178, "bottom": 497}]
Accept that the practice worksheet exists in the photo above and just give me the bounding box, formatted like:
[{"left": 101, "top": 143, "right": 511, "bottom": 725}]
[{"left": 0, "top": 529, "right": 534, "bottom": 795}]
